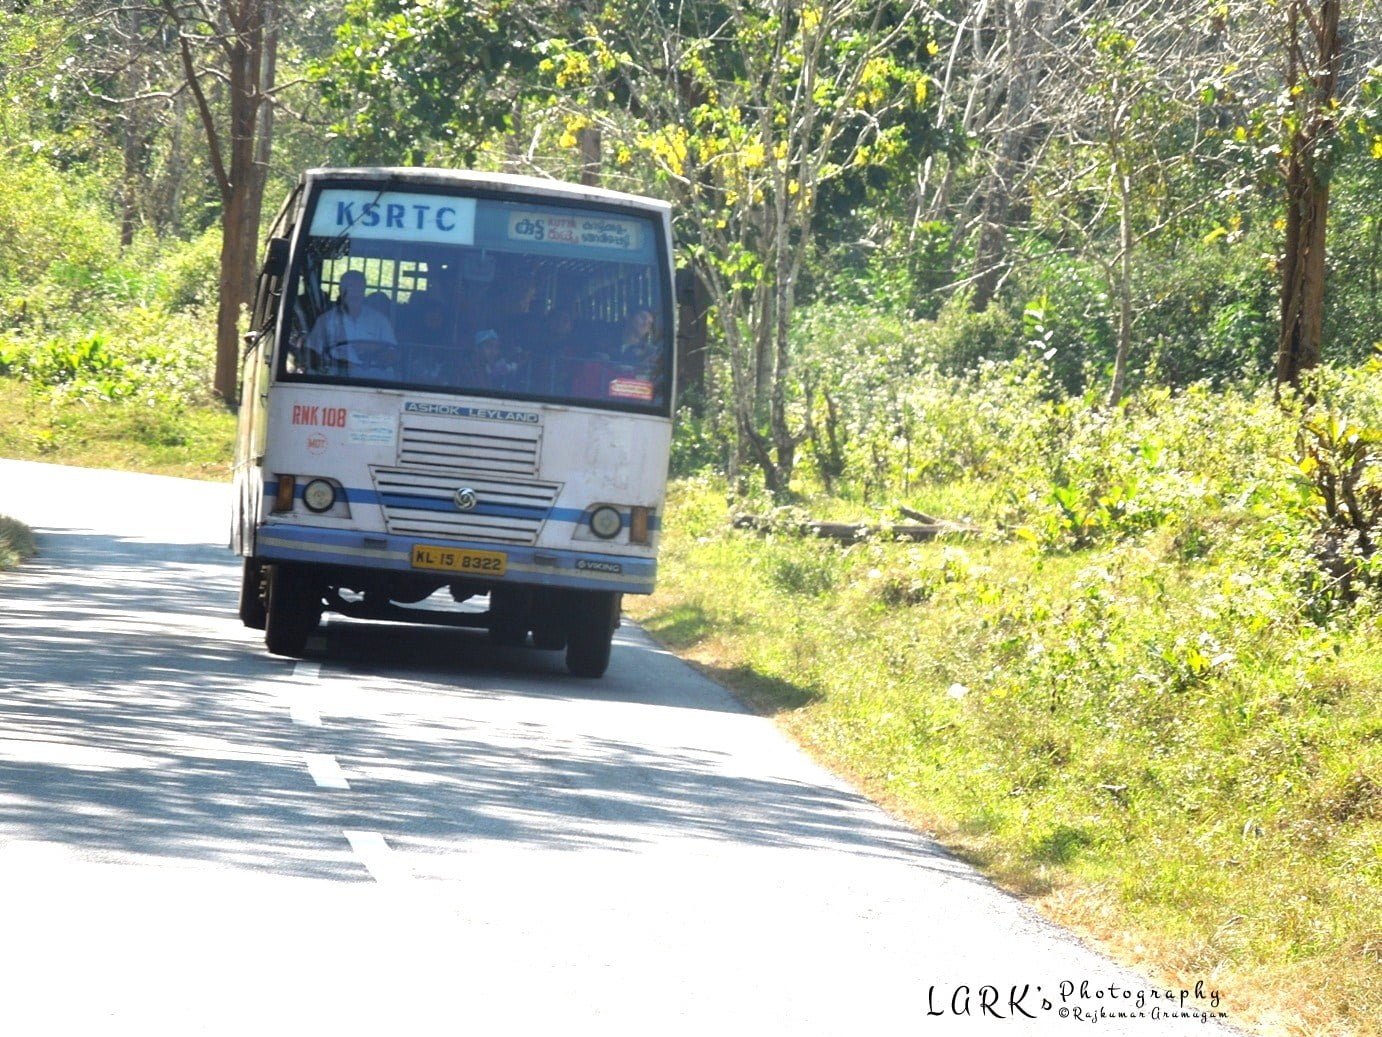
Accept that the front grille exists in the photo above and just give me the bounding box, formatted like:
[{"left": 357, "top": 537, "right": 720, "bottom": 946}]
[
  {"left": 399, "top": 418, "right": 541, "bottom": 476},
  {"left": 371, "top": 467, "right": 562, "bottom": 545}
]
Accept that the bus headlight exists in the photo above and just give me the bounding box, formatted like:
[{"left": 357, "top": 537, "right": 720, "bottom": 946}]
[
  {"left": 302, "top": 479, "right": 337, "bottom": 513},
  {"left": 589, "top": 505, "right": 623, "bottom": 539}
]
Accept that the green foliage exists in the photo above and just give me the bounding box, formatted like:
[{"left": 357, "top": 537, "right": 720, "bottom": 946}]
[
  {"left": 314, "top": 0, "right": 562, "bottom": 165},
  {"left": 153, "top": 226, "right": 222, "bottom": 311},
  {"left": 789, "top": 299, "right": 1027, "bottom": 496},
  {"left": 0, "top": 514, "right": 36, "bottom": 571},
  {"left": 0, "top": 304, "right": 215, "bottom": 407},
  {"left": 0, "top": 157, "right": 121, "bottom": 321},
  {"left": 1296, "top": 410, "right": 1382, "bottom": 539},
  {"left": 670, "top": 393, "right": 730, "bottom": 477},
  {"left": 1288, "top": 369, "right": 1382, "bottom": 601},
  {"left": 634, "top": 376, "right": 1382, "bottom": 1032},
  {"left": 0, "top": 375, "right": 233, "bottom": 479},
  {"left": 1017, "top": 254, "right": 1115, "bottom": 393}
]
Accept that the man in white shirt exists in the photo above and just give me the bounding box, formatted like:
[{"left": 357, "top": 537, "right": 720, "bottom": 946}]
[{"left": 306, "top": 270, "right": 398, "bottom": 378}]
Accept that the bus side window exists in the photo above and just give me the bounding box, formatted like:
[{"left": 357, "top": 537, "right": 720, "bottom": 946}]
[{"left": 247, "top": 236, "right": 290, "bottom": 353}]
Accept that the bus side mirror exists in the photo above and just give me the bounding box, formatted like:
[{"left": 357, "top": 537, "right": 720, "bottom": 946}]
[{"left": 264, "top": 237, "right": 290, "bottom": 278}]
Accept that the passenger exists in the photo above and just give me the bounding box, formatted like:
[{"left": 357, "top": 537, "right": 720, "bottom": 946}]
[
  {"left": 545, "top": 305, "right": 579, "bottom": 353},
  {"left": 401, "top": 265, "right": 475, "bottom": 347},
  {"left": 485, "top": 267, "right": 541, "bottom": 346},
  {"left": 306, "top": 270, "right": 398, "bottom": 378},
  {"left": 532, "top": 306, "right": 582, "bottom": 393},
  {"left": 407, "top": 296, "right": 448, "bottom": 345},
  {"left": 473, "top": 327, "right": 524, "bottom": 391},
  {"left": 405, "top": 297, "right": 454, "bottom": 383},
  {"left": 599, "top": 307, "right": 657, "bottom": 369}
]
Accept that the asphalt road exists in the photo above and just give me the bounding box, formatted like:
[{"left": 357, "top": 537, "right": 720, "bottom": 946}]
[{"left": 0, "top": 458, "right": 1242, "bottom": 1035}]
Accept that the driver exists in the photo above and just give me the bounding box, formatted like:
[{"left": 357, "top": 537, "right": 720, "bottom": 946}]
[{"left": 306, "top": 270, "right": 398, "bottom": 378}]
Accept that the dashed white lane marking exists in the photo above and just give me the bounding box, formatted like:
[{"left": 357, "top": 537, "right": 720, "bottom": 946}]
[
  {"left": 287, "top": 661, "right": 323, "bottom": 726},
  {"left": 343, "top": 830, "right": 413, "bottom": 885},
  {"left": 290, "top": 622, "right": 411, "bottom": 889},
  {"left": 289, "top": 698, "right": 323, "bottom": 727},
  {"left": 304, "top": 752, "right": 350, "bottom": 789}
]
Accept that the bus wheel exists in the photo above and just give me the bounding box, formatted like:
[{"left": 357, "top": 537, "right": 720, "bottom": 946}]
[
  {"left": 565, "top": 591, "right": 619, "bottom": 678},
  {"left": 238, "top": 558, "right": 267, "bottom": 630},
  {"left": 264, "top": 564, "right": 321, "bottom": 658}
]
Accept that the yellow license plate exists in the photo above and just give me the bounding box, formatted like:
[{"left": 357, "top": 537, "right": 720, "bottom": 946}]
[{"left": 411, "top": 544, "right": 507, "bottom": 576}]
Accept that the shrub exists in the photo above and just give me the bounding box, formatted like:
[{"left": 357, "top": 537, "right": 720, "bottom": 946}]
[
  {"left": 154, "top": 226, "right": 223, "bottom": 311},
  {"left": 1, "top": 305, "right": 215, "bottom": 407},
  {"left": 0, "top": 159, "right": 122, "bottom": 328},
  {"left": 0, "top": 515, "right": 37, "bottom": 570}
]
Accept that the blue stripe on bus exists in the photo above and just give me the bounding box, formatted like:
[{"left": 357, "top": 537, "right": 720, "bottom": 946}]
[
  {"left": 265, "top": 479, "right": 661, "bottom": 529},
  {"left": 375, "top": 491, "right": 549, "bottom": 521}
]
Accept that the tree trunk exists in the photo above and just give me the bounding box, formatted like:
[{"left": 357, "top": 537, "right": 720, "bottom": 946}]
[
  {"left": 213, "top": 0, "right": 274, "bottom": 403},
  {"left": 968, "top": 0, "right": 1045, "bottom": 312},
  {"left": 577, "top": 126, "right": 601, "bottom": 186},
  {"left": 1276, "top": 0, "right": 1341, "bottom": 392},
  {"left": 215, "top": 188, "right": 251, "bottom": 405},
  {"left": 1107, "top": 161, "right": 1135, "bottom": 407},
  {"left": 118, "top": 5, "right": 145, "bottom": 250},
  {"left": 1278, "top": 158, "right": 1330, "bottom": 389}
]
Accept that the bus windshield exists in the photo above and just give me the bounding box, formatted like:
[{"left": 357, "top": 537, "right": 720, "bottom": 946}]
[{"left": 279, "top": 182, "right": 671, "bottom": 414}]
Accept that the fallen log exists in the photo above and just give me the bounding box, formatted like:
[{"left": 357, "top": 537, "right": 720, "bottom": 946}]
[{"left": 731, "top": 514, "right": 978, "bottom": 542}]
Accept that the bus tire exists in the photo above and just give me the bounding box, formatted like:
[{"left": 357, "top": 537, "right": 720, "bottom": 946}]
[
  {"left": 238, "top": 558, "right": 267, "bottom": 630},
  {"left": 565, "top": 591, "right": 619, "bottom": 678},
  {"left": 264, "top": 564, "right": 321, "bottom": 658}
]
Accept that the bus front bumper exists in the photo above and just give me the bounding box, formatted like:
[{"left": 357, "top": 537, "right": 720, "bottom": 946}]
[{"left": 253, "top": 523, "right": 656, "bottom": 594}]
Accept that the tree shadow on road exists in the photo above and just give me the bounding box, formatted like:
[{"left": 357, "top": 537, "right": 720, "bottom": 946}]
[{"left": 0, "top": 526, "right": 978, "bottom": 887}]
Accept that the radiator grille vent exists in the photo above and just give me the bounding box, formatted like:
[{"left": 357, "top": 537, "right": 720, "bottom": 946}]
[
  {"left": 399, "top": 419, "right": 541, "bottom": 477},
  {"left": 371, "top": 467, "right": 561, "bottom": 546}
]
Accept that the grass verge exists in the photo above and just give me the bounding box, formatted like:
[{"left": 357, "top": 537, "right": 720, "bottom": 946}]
[
  {"left": 0, "top": 514, "right": 36, "bottom": 570},
  {"left": 627, "top": 477, "right": 1382, "bottom": 1037},
  {"left": 0, "top": 375, "right": 235, "bottom": 481}
]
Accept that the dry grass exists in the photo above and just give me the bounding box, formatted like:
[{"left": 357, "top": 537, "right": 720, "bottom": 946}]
[
  {"left": 628, "top": 477, "right": 1382, "bottom": 1037},
  {"left": 0, "top": 514, "right": 36, "bottom": 570},
  {"left": 0, "top": 376, "right": 234, "bottom": 481}
]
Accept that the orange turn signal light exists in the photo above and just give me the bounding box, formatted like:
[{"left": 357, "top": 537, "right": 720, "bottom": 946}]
[
  {"left": 273, "top": 475, "right": 296, "bottom": 513},
  {"left": 629, "top": 506, "right": 651, "bottom": 545}
]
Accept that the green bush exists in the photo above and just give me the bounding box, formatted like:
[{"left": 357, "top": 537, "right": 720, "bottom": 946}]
[
  {"left": 635, "top": 375, "right": 1382, "bottom": 1035},
  {"left": 0, "top": 158, "right": 122, "bottom": 328},
  {"left": 154, "top": 226, "right": 223, "bottom": 311},
  {"left": 0, "top": 304, "right": 215, "bottom": 406},
  {"left": 0, "top": 515, "right": 37, "bottom": 570},
  {"left": 1017, "top": 253, "right": 1115, "bottom": 393}
]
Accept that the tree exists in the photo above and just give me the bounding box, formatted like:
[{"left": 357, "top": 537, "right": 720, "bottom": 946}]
[
  {"left": 922, "top": 0, "right": 1248, "bottom": 400},
  {"left": 917, "top": 0, "right": 1064, "bottom": 313},
  {"left": 1207, "top": 0, "right": 1381, "bottom": 389},
  {"left": 162, "top": 0, "right": 283, "bottom": 403},
  {"left": 53, "top": 0, "right": 294, "bottom": 402},
  {"left": 1275, "top": 0, "right": 1343, "bottom": 389},
  {"left": 1050, "top": 15, "right": 1213, "bottom": 406},
  {"left": 543, "top": 0, "right": 932, "bottom": 495},
  {"left": 314, "top": 0, "right": 578, "bottom": 167}
]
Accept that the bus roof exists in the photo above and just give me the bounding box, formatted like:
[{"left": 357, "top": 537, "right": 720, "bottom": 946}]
[{"left": 301, "top": 167, "right": 672, "bottom": 218}]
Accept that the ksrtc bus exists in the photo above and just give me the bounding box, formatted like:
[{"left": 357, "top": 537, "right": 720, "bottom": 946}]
[{"left": 232, "top": 168, "right": 675, "bottom": 677}]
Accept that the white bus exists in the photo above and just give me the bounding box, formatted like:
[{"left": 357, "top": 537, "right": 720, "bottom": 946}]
[{"left": 232, "top": 168, "right": 675, "bottom": 677}]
